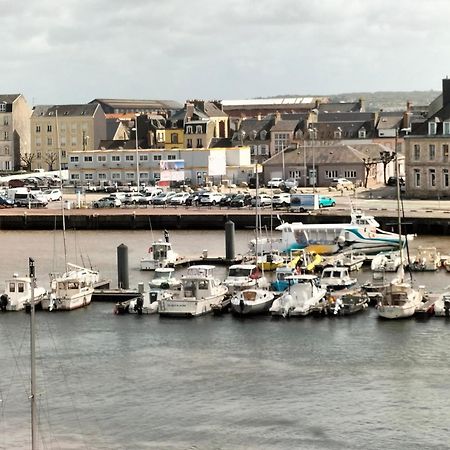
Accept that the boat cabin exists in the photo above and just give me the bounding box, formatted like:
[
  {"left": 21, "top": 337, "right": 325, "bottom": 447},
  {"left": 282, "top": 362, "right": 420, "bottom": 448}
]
[
  {"left": 185, "top": 265, "right": 216, "bottom": 278},
  {"left": 227, "top": 264, "right": 260, "bottom": 280},
  {"left": 5, "top": 276, "right": 30, "bottom": 300},
  {"left": 150, "top": 241, "right": 173, "bottom": 260}
]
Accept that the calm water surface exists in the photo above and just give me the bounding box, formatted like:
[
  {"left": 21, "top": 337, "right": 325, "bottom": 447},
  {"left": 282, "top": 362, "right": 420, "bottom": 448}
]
[{"left": 1, "top": 230, "right": 450, "bottom": 449}]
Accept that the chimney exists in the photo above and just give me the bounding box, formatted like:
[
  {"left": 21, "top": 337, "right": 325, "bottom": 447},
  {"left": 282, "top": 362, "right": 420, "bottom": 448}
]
[
  {"left": 315, "top": 99, "right": 320, "bottom": 109},
  {"left": 275, "top": 111, "right": 281, "bottom": 123},
  {"left": 443, "top": 77, "right": 450, "bottom": 107},
  {"left": 358, "top": 97, "right": 365, "bottom": 112},
  {"left": 402, "top": 111, "right": 411, "bottom": 130},
  {"left": 406, "top": 100, "right": 413, "bottom": 111},
  {"left": 257, "top": 112, "right": 262, "bottom": 121}
]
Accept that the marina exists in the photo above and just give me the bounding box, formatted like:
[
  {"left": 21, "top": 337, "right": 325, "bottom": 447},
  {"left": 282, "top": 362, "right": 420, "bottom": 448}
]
[{"left": 2, "top": 228, "right": 450, "bottom": 449}]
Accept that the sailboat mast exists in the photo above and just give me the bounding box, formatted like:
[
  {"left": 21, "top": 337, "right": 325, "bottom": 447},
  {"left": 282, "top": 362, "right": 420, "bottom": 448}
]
[
  {"left": 29, "top": 257, "right": 37, "bottom": 450},
  {"left": 255, "top": 167, "right": 259, "bottom": 264},
  {"left": 395, "top": 150, "right": 405, "bottom": 282},
  {"left": 56, "top": 109, "right": 67, "bottom": 268}
]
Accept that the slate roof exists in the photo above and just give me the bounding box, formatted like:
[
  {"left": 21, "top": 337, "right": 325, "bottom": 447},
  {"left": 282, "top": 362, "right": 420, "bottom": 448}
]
[
  {"left": 209, "top": 137, "right": 234, "bottom": 148},
  {"left": 271, "top": 119, "right": 300, "bottom": 133},
  {"left": 0, "top": 94, "right": 21, "bottom": 104},
  {"left": 32, "top": 104, "right": 99, "bottom": 118},
  {"left": 376, "top": 113, "right": 403, "bottom": 130},
  {"left": 90, "top": 98, "right": 182, "bottom": 112},
  {"left": 318, "top": 101, "right": 362, "bottom": 113},
  {"left": 98, "top": 139, "right": 140, "bottom": 150}
]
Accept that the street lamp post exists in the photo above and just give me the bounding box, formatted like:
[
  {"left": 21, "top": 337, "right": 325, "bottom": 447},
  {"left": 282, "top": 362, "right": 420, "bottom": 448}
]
[{"left": 309, "top": 127, "right": 317, "bottom": 191}]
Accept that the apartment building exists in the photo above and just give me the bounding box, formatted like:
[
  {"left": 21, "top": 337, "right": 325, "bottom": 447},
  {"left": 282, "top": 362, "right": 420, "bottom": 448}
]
[
  {"left": 0, "top": 94, "right": 31, "bottom": 171},
  {"left": 30, "top": 104, "right": 106, "bottom": 170}
]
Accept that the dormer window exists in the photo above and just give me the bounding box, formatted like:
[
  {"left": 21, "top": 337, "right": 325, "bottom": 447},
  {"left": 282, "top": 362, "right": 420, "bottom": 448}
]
[
  {"left": 443, "top": 121, "right": 450, "bottom": 135},
  {"left": 428, "top": 122, "right": 437, "bottom": 135},
  {"left": 196, "top": 125, "right": 202, "bottom": 134},
  {"left": 334, "top": 130, "right": 342, "bottom": 139},
  {"left": 186, "top": 126, "right": 192, "bottom": 134},
  {"left": 358, "top": 128, "right": 366, "bottom": 139}
]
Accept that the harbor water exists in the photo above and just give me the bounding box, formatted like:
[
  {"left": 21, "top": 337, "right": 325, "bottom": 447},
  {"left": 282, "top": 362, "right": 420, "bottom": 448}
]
[{"left": 1, "top": 229, "right": 450, "bottom": 449}]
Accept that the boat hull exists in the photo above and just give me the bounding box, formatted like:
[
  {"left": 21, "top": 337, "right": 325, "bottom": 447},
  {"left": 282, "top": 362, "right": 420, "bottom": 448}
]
[{"left": 159, "top": 295, "right": 225, "bottom": 317}]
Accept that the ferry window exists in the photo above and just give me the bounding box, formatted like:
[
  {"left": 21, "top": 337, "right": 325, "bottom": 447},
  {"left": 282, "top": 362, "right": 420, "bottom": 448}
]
[
  {"left": 413, "top": 144, "right": 420, "bottom": 161},
  {"left": 18, "top": 283, "right": 24, "bottom": 293},
  {"left": 9, "top": 282, "right": 15, "bottom": 292},
  {"left": 429, "top": 144, "right": 436, "bottom": 160}
]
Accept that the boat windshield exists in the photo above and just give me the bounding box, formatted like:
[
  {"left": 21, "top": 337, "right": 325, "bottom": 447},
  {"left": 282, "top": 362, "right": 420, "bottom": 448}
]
[{"left": 228, "top": 268, "right": 251, "bottom": 277}]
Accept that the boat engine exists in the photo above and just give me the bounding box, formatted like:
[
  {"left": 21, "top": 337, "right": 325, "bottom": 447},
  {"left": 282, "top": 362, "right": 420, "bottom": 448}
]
[
  {"left": 0, "top": 294, "right": 8, "bottom": 311},
  {"left": 134, "top": 296, "right": 144, "bottom": 315}
]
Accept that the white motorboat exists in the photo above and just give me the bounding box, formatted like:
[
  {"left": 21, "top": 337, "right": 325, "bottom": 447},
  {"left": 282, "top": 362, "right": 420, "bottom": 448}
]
[
  {"left": 409, "top": 246, "right": 441, "bottom": 271},
  {"left": 325, "top": 288, "right": 369, "bottom": 316},
  {"left": 434, "top": 292, "right": 450, "bottom": 317},
  {"left": 224, "top": 264, "right": 268, "bottom": 295},
  {"left": 149, "top": 267, "right": 181, "bottom": 290},
  {"left": 0, "top": 274, "right": 47, "bottom": 311},
  {"left": 371, "top": 251, "right": 403, "bottom": 272},
  {"left": 158, "top": 265, "right": 228, "bottom": 317},
  {"left": 276, "top": 209, "right": 411, "bottom": 255},
  {"left": 320, "top": 266, "right": 357, "bottom": 291},
  {"left": 270, "top": 275, "right": 326, "bottom": 317},
  {"left": 42, "top": 264, "right": 98, "bottom": 311},
  {"left": 230, "top": 287, "right": 275, "bottom": 316},
  {"left": 129, "top": 285, "right": 172, "bottom": 315},
  {"left": 140, "top": 238, "right": 179, "bottom": 271}
]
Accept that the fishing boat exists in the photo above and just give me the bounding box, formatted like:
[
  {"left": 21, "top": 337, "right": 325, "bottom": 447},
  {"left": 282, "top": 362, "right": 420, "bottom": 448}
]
[
  {"left": 158, "top": 265, "right": 227, "bottom": 317},
  {"left": 377, "top": 159, "right": 424, "bottom": 319},
  {"left": 42, "top": 263, "right": 98, "bottom": 311},
  {"left": 320, "top": 266, "right": 357, "bottom": 291},
  {"left": 256, "top": 252, "right": 284, "bottom": 271},
  {"left": 371, "top": 250, "right": 403, "bottom": 272},
  {"left": 325, "top": 288, "right": 369, "bottom": 316},
  {"left": 269, "top": 275, "right": 326, "bottom": 317},
  {"left": 0, "top": 274, "right": 47, "bottom": 311},
  {"left": 276, "top": 209, "right": 411, "bottom": 255},
  {"left": 149, "top": 267, "right": 181, "bottom": 290},
  {"left": 223, "top": 264, "right": 268, "bottom": 295},
  {"left": 140, "top": 239, "right": 179, "bottom": 271}
]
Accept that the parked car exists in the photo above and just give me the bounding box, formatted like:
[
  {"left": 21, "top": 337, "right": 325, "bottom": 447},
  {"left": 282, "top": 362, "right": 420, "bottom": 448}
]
[
  {"left": 0, "top": 195, "right": 14, "bottom": 208},
  {"left": 281, "top": 178, "right": 299, "bottom": 191},
  {"left": 219, "top": 193, "right": 236, "bottom": 207},
  {"left": 185, "top": 191, "right": 206, "bottom": 207},
  {"left": 318, "top": 196, "right": 336, "bottom": 208},
  {"left": 92, "top": 197, "right": 122, "bottom": 208},
  {"left": 272, "top": 193, "right": 291, "bottom": 208},
  {"left": 137, "top": 188, "right": 163, "bottom": 205},
  {"left": 152, "top": 191, "right": 176, "bottom": 206},
  {"left": 42, "top": 188, "right": 62, "bottom": 202},
  {"left": 122, "top": 193, "right": 147, "bottom": 205},
  {"left": 266, "top": 177, "right": 284, "bottom": 188},
  {"left": 199, "top": 192, "right": 224, "bottom": 206},
  {"left": 386, "top": 176, "right": 405, "bottom": 186},
  {"left": 14, "top": 193, "right": 48, "bottom": 208},
  {"left": 230, "top": 193, "right": 252, "bottom": 208},
  {"left": 169, "top": 192, "right": 191, "bottom": 205},
  {"left": 251, "top": 194, "right": 272, "bottom": 207},
  {"left": 330, "top": 178, "right": 354, "bottom": 190}
]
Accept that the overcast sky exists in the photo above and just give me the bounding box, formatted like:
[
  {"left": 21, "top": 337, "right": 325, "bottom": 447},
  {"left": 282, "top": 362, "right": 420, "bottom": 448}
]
[{"left": 2, "top": 0, "right": 448, "bottom": 105}]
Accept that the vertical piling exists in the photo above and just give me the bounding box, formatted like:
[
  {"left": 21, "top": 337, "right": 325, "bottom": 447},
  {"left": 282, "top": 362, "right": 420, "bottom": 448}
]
[
  {"left": 225, "top": 220, "right": 235, "bottom": 261},
  {"left": 117, "top": 243, "right": 129, "bottom": 289}
]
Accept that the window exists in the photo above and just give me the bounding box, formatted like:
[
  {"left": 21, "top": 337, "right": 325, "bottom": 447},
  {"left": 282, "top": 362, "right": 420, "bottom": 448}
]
[
  {"left": 71, "top": 136, "right": 77, "bottom": 146},
  {"left": 3, "top": 116, "right": 8, "bottom": 126},
  {"left": 4, "top": 146, "right": 9, "bottom": 155},
  {"left": 344, "top": 170, "right": 357, "bottom": 179},
  {"left": 111, "top": 172, "right": 121, "bottom": 180},
  {"left": 196, "top": 125, "right": 202, "bottom": 134},
  {"left": 47, "top": 137, "right": 52, "bottom": 146},
  {"left": 60, "top": 124, "right": 66, "bottom": 132},
  {"left": 414, "top": 169, "right": 421, "bottom": 188},
  {"left": 444, "top": 122, "right": 450, "bottom": 135},
  {"left": 413, "top": 144, "right": 421, "bottom": 161},
  {"left": 167, "top": 155, "right": 176, "bottom": 160},
  {"left": 18, "top": 282, "right": 24, "bottom": 293},
  {"left": 260, "top": 145, "right": 268, "bottom": 156},
  {"left": 429, "top": 144, "right": 436, "bottom": 160},
  {"left": 274, "top": 132, "right": 289, "bottom": 152},
  {"left": 84, "top": 156, "right": 93, "bottom": 162},
  {"left": 443, "top": 144, "right": 449, "bottom": 162},
  {"left": 325, "top": 170, "right": 338, "bottom": 179},
  {"left": 112, "top": 155, "right": 120, "bottom": 162},
  {"left": 84, "top": 173, "right": 93, "bottom": 180},
  {"left": 358, "top": 128, "right": 366, "bottom": 139},
  {"left": 71, "top": 173, "right": 80, "bottom": 180},
  {"left": 429, "top": 168, "right": 436, "bottom": 187},
  {"left": 47, "top": 125, "right": 52, "bottom": 132},
  {"left": 4, "top": 161, "right": 10, "bottom": 170},
  {"left": 3, "top": 131, "right": 8, "bottom": 140},
  {"left": 196, "top": 138, "right": 203, "bottom": 148},
  {"left": 153, "top": 155, "right": 162, "bottom": 161},
  {"left": 0, "top": 104, "right": 6, "bottom": 112},
  {"left": 334, "top": 130, "right": 342, "bottom": 139},
  {"left": 36, "top": 125, "right": 41, "bottom": 133},
  {"left": 186, "top": 126, "right": 193, "bottom": 134},
  {"left": 61, "top": 150, "right": 66, "bottom": 158},
  {"left": 126, "top": 172, "right": 135, "bottom": 180},
  {"left": 187, "top": 139, "right": 192, "bottom": 148},
  {"left": 70, "top": 156, "right": 79, "bottom": 163},
  {"left": 140, "top": 172, "right": 149, "bottom": 179},
  {"left": 97, "top": 155, "right": 107, "bottom": 162},
  {"left": 171, "top": 133, "right": 178, "bottom": 144},
  {"left": 98, "top": 173, "right": 107, "bottom": 180},
  {"left": 428, "top": 122, "right": 437, "bottom": 135},
  {"left": 36, "top": 152, "right": 41, "bottom": 159},
  {"left": 140, "top": 155, "right": 148, "bottom": 161},
  {"left": 443, "top": 169, "right": 449, "bottom": 188},
  {"left": 60, "top": 136, "right": 66, "bottom": 146},
  {"left": 36, "top": 137, "right": 41, "bottom": 147},
  {"left": 125, "top": 155, "right": 134, "bottom": 161}
]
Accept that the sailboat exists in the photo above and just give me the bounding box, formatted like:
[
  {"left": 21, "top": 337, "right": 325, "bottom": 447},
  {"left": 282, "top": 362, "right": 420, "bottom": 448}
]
[
  {"left": 230, "top": 170, "right": 274, "bottom": 316},
  {"left": 377, "top": 158, "right": 424, "bottom": 319}
]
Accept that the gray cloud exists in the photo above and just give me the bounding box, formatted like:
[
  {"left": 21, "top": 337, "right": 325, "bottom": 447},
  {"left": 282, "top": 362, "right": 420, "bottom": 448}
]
[{"left": 1, "top": 0, "right": 448, "bottom": 104}]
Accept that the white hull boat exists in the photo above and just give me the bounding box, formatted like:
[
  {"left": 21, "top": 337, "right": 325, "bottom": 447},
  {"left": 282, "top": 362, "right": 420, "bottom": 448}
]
[
  {"left": 270, "top": 275, "right": 326, "bottom": 317},
  {"left": 0, "top": 275, "right": 47, "bottom": 311},
  {"left": 149, "top": 267, "right": 181, "bottom": 290},
  {"left": 140, "top": 238, "right": 179, "bottom": 271},
  {"left": 230, "top": 288, "right": 275, "bottom": 316},
  {"left": 371, "top": 251, "right": 403, "bottom": 272},
  {"left": 320, "top": 266, "right": 357, "bottom": 291},
  {"left": 158, "top": 265, "right": 227, "bottom": 317},
  {"left": 409, "top": 246, "right": 441, "bottom": 271},
  {"left": 224, "top": 264, "right": 268, "bottom": 295}
]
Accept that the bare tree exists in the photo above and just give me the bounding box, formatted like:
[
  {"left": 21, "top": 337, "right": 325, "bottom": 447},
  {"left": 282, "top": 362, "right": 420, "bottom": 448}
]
[
  {"left": 362, "top": 158, "right": 378, "bottom": 188},
  {"left": 379, "top": 150, "right": 395, "bottom": 185},
  {"left": 21, "top": 153, "right": 35, "bottom": 171},
  {"left": 44, "top": 152, "right": 58, "bottom": 171}
]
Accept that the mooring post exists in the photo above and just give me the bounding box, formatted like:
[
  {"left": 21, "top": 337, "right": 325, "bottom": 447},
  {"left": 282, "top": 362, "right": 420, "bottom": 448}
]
[
  {"left": 225, "top": 220, "right": 235, "bottom": 260},
  {"left": 117, "top": 243, "right": 129, "bottom": 289}
]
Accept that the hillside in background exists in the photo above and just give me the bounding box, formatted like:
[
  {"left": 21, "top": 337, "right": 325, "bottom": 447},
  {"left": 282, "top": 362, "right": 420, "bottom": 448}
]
[{"left": 330, "top": 91, "right": 439, "bottom": 112}]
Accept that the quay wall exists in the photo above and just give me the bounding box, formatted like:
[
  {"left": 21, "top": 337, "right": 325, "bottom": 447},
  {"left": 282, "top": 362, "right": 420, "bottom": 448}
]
[{"left": 0, "top": 209, "right": 449, "bottom": 235}]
